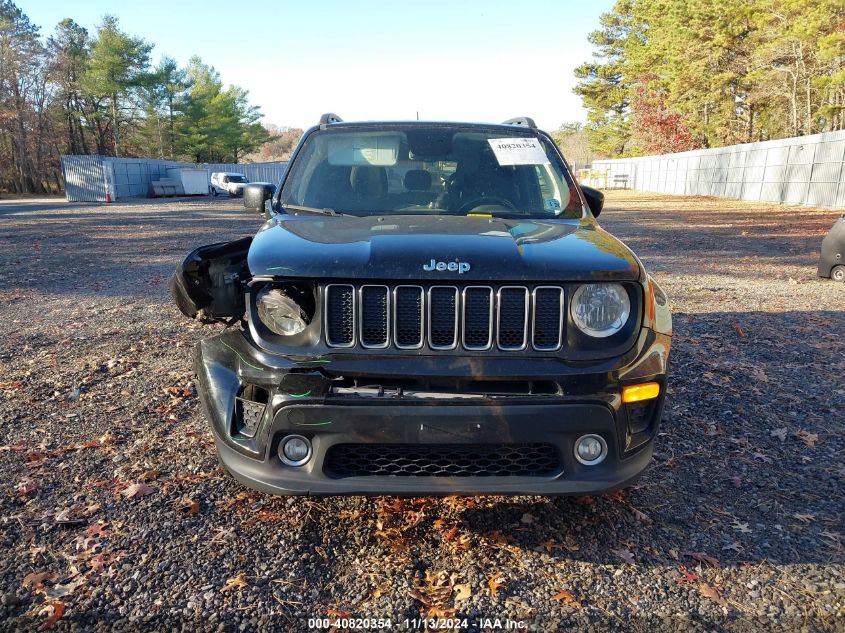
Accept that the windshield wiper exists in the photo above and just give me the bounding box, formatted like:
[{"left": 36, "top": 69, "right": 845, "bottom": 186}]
[{"left": 281, "top": 203, "right": 344, "bottom": 216}]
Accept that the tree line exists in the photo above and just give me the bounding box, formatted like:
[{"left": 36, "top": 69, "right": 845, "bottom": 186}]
[
  {"left": 0, "top": 1, "right": 277, "bottom": 193},
  {"left": 574, "top": 0, "right": 845, "bottom": 158}
]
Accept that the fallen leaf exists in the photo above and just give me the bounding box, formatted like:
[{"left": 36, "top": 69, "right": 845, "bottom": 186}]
[
  {"left": 614, "top": 548, "right": 635, "bottom": 564},
  {"left": 683, "top": 551, "right": 720, "bottom": 568},
  {"left": 732, "top": 521, "right": 752, "bottom": 534},
  {"left": 38, "top": 601, "right": 65, "bottom": 629},
  {"left": 23, "top": 572, "right": 58, "bottom": 589},
  {"left": 487, "top": 574, "right": 506, "bottom": 599},
  {"left": 14, "top": 477, "right": 40, "bottom": 497},
  {"left": 675, "top": 569, "right": 699, "bottom": 584},
  {"left": 337, "top": 509, "right": 362, "bottom": 520},
  {"left": 121, "top": 482, "right": 156, "bottom": 499},
  {"left": 551, "top": 589, "right": 580, "bottom": 607},
  {"left": 221, "top": 573, "right": 248, "bottom": 592},
  {"left": 631, "top": 507, "right": 653, "bottom": 525},
  {"left": 138, "top": 469, "right": 159, "bottom": 482},
  {"left": 699, "top": 582, "right": 728, "bottom": 608},
  {"left": 792, "top": 513, "right": 815, "bottom": 523},
  {"left": 730, "top": 476, "right": 742, "bottom": 489},
  {"left": 796, "top": 430, "right": 819, "bottom": 447},
  {"left": 46, "top": 577, "right": 84, "bottom": 600},
  {"left": 54, "top": 509, "right": 86, "bottom": 526},
  {"left": 86, "top": 522, "right": 111, "bottom": 538},
  {"left": 605, "top": 490, "right": 626, "bottom": 503},
  {"left": 732, "top": 323, "right": 746, "bottom": 338},
  {"left": 426, "top": 605, "right": 457, "bottom": 619},
  {"left": 770, "top": 427, "right": 787, "bottom": 442},
  {"left": 175, "top": 496, "right": 200, "bottom": 514},
  {"left": 89, "top": 552, "right": 122, "bottom": 573},
  {"left": 520, "top": 512, "right": 536, "bottom": 525},
  {"left": 453, "top": 583, "right": 471, "bottom": 602}
]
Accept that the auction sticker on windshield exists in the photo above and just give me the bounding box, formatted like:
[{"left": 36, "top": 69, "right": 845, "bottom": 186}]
[{"left": 488, "top": 137, "right": 550, "bottom": 166}]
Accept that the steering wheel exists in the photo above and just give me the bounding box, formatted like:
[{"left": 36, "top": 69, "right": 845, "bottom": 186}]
[{"left": 457, "top": 196, "right": 518, "bottom": 215}]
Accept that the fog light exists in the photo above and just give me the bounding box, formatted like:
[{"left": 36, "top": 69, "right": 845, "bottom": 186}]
[
  {"left": 279, "top": 435, "right": 312, "bottom": 466},
  {"left": 574, "top": 434, "right": 607, "bottom": 466}
]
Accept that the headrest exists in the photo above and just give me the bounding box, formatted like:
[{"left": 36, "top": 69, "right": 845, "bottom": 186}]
[{"left": 404, "top": 169, "right": 432, "bottom": 191}]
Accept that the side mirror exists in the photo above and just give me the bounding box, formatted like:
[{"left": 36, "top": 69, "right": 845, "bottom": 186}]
[
  {"left": 581, "top": 185, "right": 604, "bottom": 218},
  {"left": 243, "top": 183, "right": 276, "bottom": 214}
]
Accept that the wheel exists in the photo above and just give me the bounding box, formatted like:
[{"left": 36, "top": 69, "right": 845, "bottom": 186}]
[
  {"left": 211, "top": 187, "right": 217, "bottom": 197},
  {"left": 831, "top": 265, "right": 845, "bottom": 282}
]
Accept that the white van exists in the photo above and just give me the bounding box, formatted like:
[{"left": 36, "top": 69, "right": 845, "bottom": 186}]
[{"left": 210, "top": 172, "right": 249, "bottom": 197}]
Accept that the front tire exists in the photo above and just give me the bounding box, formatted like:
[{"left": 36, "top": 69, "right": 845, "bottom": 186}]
[{"left": 831, "top": 265, "right": 845, "bottom": 282}]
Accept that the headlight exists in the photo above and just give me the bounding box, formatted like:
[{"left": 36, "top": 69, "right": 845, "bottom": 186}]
[
  {"left": 570, "top": 283, "right": 631, "bottom": 338},
  {"left": 256, "top": 288, "right": 309, "bottom": 335}
]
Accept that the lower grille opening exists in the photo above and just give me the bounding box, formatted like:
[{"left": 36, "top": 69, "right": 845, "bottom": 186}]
[
  {"left": 324, "top": 443, "right": 561, "bottom": 478},
  {"left": 626, "top": 399, "right": 658, "bottom": 434},
  {"left": 233, "top": 385, "right": 269, "bottom": 438},
  {"left": 328, "top": 376, "right": 560, "bottom": 397}
]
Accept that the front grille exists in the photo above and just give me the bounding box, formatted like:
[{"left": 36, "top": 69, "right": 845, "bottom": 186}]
[
  {"left": 324, "top": 443, "right": 561, "bottom": 478},
  {"left": 532, "top": 287, "right": 563, "bottom": 350},
  {"left": 325, "top": 284, "right": 355, "bottom": 347},
  {"left": 428, "top": 287, "right": 458, "bottom": 349},
  {"left": 359, "top": 285, "right": 389, "bottom": 348},
  {"left": 463, "top": 287, "right": 493, "bottom": 349},
  {"left": 394, "top": 286, "right": 423, "bottom": 348},
  {"left": 497, "top": 287, "right": 528, "bottom": 350},
  {"left": 324, "top": 284, "right": 566, "bottom": 352}
]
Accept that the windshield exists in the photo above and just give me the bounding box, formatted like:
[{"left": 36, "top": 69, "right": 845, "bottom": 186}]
[
  {"left": 228, "top": 175, "right": 248, "bottom": 183},
  {"left": 280, "top": 125, "right": 585, "bottom": 219}
]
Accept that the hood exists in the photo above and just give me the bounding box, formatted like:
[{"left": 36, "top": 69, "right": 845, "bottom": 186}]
[{"left": 247, "top": 215, "right": 641, "bottom": 282}]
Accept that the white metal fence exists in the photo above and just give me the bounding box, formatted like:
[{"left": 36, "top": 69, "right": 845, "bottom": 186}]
[
  {"left": 60, "top": 156, "right": 288, "bottom": 202},
  {"left": 585, "top": 130, "right": 845, "bottom": 209}
]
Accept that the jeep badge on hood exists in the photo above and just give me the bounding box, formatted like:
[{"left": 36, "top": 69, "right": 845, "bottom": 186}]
[{"left": 423, "top": 259, "right": 471, "bottom": 273}]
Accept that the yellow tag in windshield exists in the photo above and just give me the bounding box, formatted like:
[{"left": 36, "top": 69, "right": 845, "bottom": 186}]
[{"left": 467, "top": 213, "right": 492, "bottom": 218}]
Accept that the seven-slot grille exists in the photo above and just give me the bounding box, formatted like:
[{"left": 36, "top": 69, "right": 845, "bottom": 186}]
[{"left": 325, "top": 284, "right": 564, "bottom": 351}]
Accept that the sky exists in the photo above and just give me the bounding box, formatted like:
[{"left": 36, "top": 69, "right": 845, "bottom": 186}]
[{"left": 20, "top": 0, "right": 614, "bottom": 132}]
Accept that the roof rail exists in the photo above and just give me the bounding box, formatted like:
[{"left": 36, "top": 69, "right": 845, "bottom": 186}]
[
  {"left": 502, "top": 116, "right": 537, "bottom": 129},
  {"left": 319, "top": 113, "right": 343, "bottom": 127}
]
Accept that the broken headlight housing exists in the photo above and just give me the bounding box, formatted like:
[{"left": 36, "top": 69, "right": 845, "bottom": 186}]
[
  {"left": 570, "top": 283, "right": 631, "bottom": 338},
  {"left": 256, "top": 287, "right": 310, "bottom": 336}
]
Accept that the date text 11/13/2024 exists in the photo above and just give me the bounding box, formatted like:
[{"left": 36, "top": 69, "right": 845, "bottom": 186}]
[{"left": 307, "top": 616, "right": 528, "bottom": 630}]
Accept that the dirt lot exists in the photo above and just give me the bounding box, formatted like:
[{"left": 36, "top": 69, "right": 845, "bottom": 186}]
[{"left": 0, "top": 191, "right": 843, "bottom": 632}]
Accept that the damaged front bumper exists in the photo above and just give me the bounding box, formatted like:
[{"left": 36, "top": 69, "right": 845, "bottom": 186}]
[{"left": 195, "top": 327, "right": 670, "bottom": 496}]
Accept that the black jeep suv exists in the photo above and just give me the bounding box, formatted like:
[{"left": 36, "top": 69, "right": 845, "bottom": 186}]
[{"left": 171, "top": 114, "right": 672, "bottom": 495}]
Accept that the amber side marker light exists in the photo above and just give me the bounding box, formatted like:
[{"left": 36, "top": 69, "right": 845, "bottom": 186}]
[{"left": 622, "top": 382, "right": 660, "bottom": 403}]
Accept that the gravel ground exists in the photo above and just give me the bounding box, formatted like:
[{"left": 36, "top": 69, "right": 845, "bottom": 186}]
[{"left": 0, "top": 191, "right": 843, "bottom": 632}]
